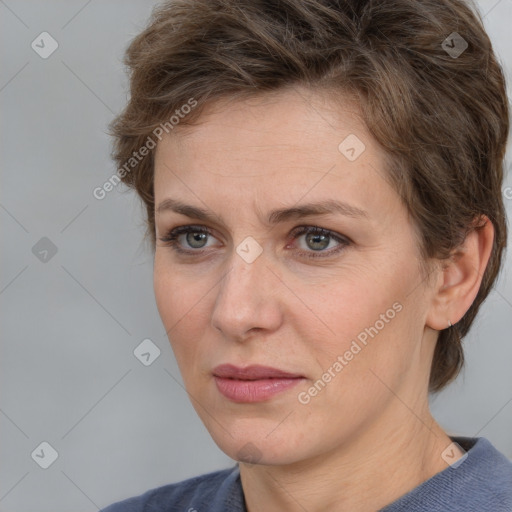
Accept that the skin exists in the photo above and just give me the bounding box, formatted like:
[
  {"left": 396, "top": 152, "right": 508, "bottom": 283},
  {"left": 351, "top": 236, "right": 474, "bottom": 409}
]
[{"left": 152, "top": 87, "right": 494, "bottom": 512}]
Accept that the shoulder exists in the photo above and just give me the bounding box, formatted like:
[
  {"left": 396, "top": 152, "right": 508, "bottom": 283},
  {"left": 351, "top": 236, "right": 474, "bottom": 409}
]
[
  {"left": 381, "top": 437, "right": 512, "bottom": 512},
  {"left": 463, "top": 436, "right": 512, "bottom": 499},
  {"left": 100, "top": 465, "right": 244, "bottom": 512}
]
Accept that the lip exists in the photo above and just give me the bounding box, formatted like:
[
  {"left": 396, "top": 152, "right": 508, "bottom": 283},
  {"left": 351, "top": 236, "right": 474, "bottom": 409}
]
[
  {"left": 213, "top": 364, "right": 303, "bottom": 380},
  {"left": 212, "top": 364, "right": 305, "bottom": 403}
]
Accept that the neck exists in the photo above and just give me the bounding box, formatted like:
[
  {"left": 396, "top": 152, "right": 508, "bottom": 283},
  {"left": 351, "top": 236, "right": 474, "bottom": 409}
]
[{"left": 239, "top": 403, "right": 454, "bottom": 512}]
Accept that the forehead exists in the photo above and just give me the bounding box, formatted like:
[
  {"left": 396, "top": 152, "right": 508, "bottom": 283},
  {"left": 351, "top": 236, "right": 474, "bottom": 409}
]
[
  {"left": 153, "top": 87, "right": 396, "bottom": 219},
  {"left": 157, "top": 88, "right": 365, "bottom": 153}
]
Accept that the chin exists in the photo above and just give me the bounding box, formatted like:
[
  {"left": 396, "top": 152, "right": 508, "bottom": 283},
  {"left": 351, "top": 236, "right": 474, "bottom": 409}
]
[{"left": 204, "top": 420, "right": 310, "bottom": 466}]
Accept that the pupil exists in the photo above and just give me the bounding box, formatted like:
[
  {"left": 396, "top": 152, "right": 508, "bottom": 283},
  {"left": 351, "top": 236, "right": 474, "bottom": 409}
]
[
  {"left": 187, "top": 232, "right": 207, "bottom": 248},
  {"left": 307, "top": 233, "right": 329, "bottom": 251}
]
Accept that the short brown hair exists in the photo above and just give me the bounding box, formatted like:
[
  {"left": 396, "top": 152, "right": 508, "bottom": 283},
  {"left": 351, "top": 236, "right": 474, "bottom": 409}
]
[{"left": 109, "top": 0, "right": 509, "bottom": 392}]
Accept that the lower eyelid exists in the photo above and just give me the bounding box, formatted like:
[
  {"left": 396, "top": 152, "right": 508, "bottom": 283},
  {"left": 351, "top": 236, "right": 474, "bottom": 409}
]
[{"left": 294, "top": 237, "right": 348, "bottom": 258}]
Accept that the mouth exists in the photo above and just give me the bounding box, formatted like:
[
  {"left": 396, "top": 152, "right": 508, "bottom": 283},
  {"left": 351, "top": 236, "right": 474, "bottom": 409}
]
[{"left": 212, "top": 364, "right": 305, "bottom": 403}]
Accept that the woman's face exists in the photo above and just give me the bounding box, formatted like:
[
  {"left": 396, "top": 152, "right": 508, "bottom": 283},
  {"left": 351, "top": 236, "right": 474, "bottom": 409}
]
[{"left": 153, "top": 88, "right": 438, "bottom": 465}]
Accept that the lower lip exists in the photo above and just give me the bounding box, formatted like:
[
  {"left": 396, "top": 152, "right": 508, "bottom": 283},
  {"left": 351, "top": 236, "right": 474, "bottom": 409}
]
[{"left": 214, "top": 376, "right": 304, "bottom": 403}]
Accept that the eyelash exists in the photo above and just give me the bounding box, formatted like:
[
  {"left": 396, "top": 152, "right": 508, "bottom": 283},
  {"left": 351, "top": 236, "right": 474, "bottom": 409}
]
[{"left": 158, "top": 224, "right": 350, "bottom": 259}]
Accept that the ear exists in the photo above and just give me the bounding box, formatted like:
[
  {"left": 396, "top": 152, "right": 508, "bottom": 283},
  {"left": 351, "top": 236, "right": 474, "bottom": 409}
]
[{"left": 425, "top": 215, "right": 494, "bottom": 330}]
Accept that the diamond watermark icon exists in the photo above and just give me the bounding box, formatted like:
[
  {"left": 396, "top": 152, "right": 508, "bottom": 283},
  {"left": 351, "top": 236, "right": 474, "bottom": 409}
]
[
  {"left": 338, "top": 134, "right": 366, "bottom": 161},
  {"left": 31, "top": 32, "right": 59, "bottom": 59},
  {"left": 441, "top": 441, "right": 468, "bottom": 469},
  {"left": 237, "top": 442, "right": 262, "bottom": 465},
  {"left": 441, "top": 32, "right": 468, "bottom": 59},
  {"left": 32, "top": 237, "right": 58, "bottom": 263},
  {"left": 236, "top": 236, "right": 263, "bottom": 264},
  {"left": 134, "top": 338, "right": 161, "bottom": 366},
  {"left": 31, "top": 441, "right": 58, "bottom": 469}
]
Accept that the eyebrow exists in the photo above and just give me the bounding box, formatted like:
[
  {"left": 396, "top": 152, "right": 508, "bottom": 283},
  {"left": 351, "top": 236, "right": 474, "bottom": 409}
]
[{"left": 156, "top": 198, "right": 368, "bottom": 225}]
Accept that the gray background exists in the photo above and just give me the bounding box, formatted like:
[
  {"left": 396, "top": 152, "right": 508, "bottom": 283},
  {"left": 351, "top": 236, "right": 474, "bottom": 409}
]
[{"left": 1, "top": 1, "right": 511, "bottom": 511}]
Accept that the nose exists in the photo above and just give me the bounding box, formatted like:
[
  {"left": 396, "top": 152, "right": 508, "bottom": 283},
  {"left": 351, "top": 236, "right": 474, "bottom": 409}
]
[{"left": 210, "top": 244, "right": 283, "bottom": 341}]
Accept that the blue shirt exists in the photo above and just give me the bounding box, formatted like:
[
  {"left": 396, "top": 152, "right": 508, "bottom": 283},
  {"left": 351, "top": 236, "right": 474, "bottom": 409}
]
[{"left": 100, "top": 437, "right": 512, "bottom": 511}]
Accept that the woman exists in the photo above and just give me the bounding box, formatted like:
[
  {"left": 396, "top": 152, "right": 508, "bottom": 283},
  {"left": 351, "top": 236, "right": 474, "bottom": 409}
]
[{"left": 101, "top": 0, "right": 512, "bottom": 510}]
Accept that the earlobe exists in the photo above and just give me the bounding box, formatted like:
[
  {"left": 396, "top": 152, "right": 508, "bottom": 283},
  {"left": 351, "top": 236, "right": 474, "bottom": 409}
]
[{"left": 425, "top": 215, "right": 494, "bottom": 331}]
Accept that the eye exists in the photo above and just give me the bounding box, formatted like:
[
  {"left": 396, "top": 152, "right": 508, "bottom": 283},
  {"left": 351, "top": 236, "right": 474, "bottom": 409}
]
[
  {"left": 288, "top": 226, "right": 350, "bottom": 259},
  {"left": 158, "top": 225, "right": 219, "bottom": 254},
  {"left": 158, "top": 224, "right": 350, "bottom": 259}
]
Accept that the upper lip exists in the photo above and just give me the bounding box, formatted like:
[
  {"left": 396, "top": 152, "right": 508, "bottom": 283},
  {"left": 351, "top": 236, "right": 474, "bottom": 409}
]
[{"left": 212, "top": 364, "right": 303, "bottom": 380}]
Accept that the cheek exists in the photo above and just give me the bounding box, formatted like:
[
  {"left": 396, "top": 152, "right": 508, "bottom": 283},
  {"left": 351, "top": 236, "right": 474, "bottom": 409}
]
[
  {"left": 299, "top": 263, "right": 415, "bottom": 376},
  {"left": 153, "top": 256, "right": 206, "bottom": 355},
  {"left": 153, "top": 257, "right": 179, "bottom": 327},
  {"left": 153, "top": 253, "right": 210, "bottom": 323},
  {"left": 153, "top": 254, "right": 225, "bottom": 391},
  {"left": 294, "top": 285, "right": 413, "bottom": 428}
]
